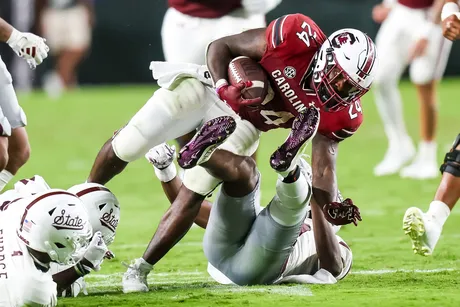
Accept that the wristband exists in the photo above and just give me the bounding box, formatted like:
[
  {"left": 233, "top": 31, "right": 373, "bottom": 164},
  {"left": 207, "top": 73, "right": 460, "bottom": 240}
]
[
  {"left": 214, "top": 79, "right": 228, "bottom": 90},
  {"left": 74, "top": 262, "right": 91, "bottom": 276},
  {"left": 441, "top": 2, "right": 460, "bottom": 21},
  {"left": 154, "top": 162, "right": 177, "bottom": 182}
]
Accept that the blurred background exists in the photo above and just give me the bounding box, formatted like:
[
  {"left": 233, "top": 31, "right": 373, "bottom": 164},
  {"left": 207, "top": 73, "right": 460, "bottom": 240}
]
[{"left": 2, "top": 0, "right": 460, "bottom": 87}]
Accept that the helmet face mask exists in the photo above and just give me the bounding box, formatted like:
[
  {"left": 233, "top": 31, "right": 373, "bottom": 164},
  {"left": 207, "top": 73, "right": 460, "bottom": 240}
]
[{"left": 313, "top": 29, "right": 377, "bottom": 112}]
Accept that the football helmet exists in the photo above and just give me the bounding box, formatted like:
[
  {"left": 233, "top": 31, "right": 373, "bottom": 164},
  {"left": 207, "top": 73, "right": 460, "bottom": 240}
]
[
  {"left": 312, "top": 28, "right": 378, "bottom": 112},
  {"left": 68, "top": 183, "right": 120, "bottom": 246},
  {"left": 17, "top": 189, "right": 92, "bottom": 265}
]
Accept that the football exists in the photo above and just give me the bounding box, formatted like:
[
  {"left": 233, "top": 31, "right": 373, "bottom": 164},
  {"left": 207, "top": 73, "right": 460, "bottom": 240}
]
[{"left": 228, "top": 56, "right": 269, "bottom": 101}]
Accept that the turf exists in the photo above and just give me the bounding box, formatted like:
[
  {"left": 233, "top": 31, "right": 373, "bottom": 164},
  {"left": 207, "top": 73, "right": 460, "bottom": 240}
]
[{"left": 13, "top": 80, "right": 460, "bottom": 306}]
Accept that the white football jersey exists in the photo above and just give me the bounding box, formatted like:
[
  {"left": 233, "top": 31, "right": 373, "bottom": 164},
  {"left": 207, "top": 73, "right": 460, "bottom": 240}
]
[
  {"left": 277, "top": 220, "right": 353, "bottom": 284},
  {"left": 0, "top": 195, "right": 57, "bottom": 307}
]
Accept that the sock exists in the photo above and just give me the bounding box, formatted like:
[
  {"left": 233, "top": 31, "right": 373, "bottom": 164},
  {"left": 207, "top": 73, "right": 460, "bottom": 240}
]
[
  {"left": 282, "top": 166, "right": 300, "bottom": 183},
  {"left": 137, "top": 258, "right": 153, "bottom": 273},
  {"left": 269, "top": 170, "right": 311, "bottom": 226},
  {"left": 427, "top": 200, "right": 450, "bottom": 226},
  {"left": 419, "top": 141, "right": 437, "bottom": 163},
  {"left": 0, "top": 170, "right": 14, "bottom": 192}
]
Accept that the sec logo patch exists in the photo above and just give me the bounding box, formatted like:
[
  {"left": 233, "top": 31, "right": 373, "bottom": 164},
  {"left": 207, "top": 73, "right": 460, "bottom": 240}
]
[{"left": 283, "top": 66, "right": 296, "bottom": 79}]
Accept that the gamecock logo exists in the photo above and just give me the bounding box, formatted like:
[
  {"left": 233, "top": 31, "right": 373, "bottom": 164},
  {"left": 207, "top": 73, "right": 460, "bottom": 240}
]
[{"left": 331, "top": 32, "right": 356, "bottom": 48}]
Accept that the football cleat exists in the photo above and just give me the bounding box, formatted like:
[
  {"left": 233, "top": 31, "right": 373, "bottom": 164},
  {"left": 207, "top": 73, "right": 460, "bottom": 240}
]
[
  {"left": 403, "top": 207, "right": 442, "bottom": 256},
  {"left": 122, "top": 258, "right": 152, "bottom": 293},
  {"left": 270, "top": 107, "right": 320, "bottom": 173},
  {"left": 177, "top": 116, "right": 236, "bottom": 169},
  {"left": 374, "top": 139, "right": 415, "bottom": 176}
]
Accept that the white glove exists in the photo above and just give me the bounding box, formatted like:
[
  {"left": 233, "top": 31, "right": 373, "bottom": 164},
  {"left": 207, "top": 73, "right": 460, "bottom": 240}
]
[
  {"left": 242, "top": 0, "right": 282, "bottom": 14},
  {"left": 146, "top": 143, "right": 178, "bottom": 182},
  {"left": 7, "top": 28, "right": 49, "bottom": 69},
  {"left": 82, "top": 231, "right": 108, "bottom": 271}
]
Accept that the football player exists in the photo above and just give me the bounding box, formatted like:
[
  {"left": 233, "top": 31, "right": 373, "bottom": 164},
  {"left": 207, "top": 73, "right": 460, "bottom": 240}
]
[
  {"left": 0, "top": 188, "right": 92, "bottom": 307},
  {"left": 371, "top": 0, "right": 451, "bottom": 179},
  {"left": 162, "top": 0, "right": 282, "bottom": 150},
  {"left": 0, "top": 17, "right": 49, "bottom": 192},
  {"left": 403, "top": 134, "right": 460, "bottom": 255},
  {"left": 441, "top": 0, "right": 460, "bottom": 40},
  {"left": 86, "top": 14, "right": 376, "bottom": 292},
  {"left": 124, "top": 111, "right": 356, "bottom": 290},
  {"left": 0, "top": 177, "right": 120, "bottom": 299}
]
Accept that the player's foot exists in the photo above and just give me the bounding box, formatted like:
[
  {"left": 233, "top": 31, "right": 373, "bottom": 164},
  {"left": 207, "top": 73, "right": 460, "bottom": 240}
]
[
  {"left": 122, "top": 258, "right": 152, "bottom": 293},
  {"left": 270, "top": 107, "right": 320, "bottom": 173},
  {"left": 178, "top": 116, "right": 236, "bottom": 169},
  {"left": 374, "top": 139, "right": 415, "bottom": 176},
  {"left": 400, "top": 143, "right": 438, "bottom": 179},
  {"left": 402, "top": 207, "right": 442, "bottom": 256}
]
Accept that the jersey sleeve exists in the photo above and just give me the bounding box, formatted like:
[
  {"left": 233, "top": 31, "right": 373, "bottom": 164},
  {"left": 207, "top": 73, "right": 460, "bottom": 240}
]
[
  {"left": 319, "top": 100, "right": 364, "bottom": 143},
  {"left": 264, "top": 14, "right": 325, "bottom": 53}
]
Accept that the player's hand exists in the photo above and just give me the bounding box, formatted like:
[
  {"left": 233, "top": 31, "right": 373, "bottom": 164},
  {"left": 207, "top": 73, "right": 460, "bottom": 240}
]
[
  {"left": 372, "top": 4, "right": 391, "bottom": 24},
  {"left": 7, "top": 29, "right": 49, "bottom": 69},
  {"left": 216, "top": 81, "right": 263, "bottom": 113},
  {"left": 322, "top": 198, "right": 362, "bottom": 226},
  {"left": 409, "top": 38, "right": 429, "bottom": 60},
  {"left": 82, "top": 231, "right": 108, "bottom": 271},
  {"left": 145, "top": 143, "right": 176, "bottom": 170},
  {"left": 442, "top": 14, "right": 460, "bottom": 41}
]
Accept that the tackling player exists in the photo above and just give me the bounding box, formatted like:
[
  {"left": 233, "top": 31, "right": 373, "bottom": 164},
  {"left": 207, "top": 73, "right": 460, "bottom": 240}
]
[
  {"left": 0, "top": 177, "right": 120, "bottom": 299},
  {"left": 86, "top": 14, "right": 376, "bottom": 291},
  {"left": 0, "top": 17, "right": 49, "bottom": 192},
  {"left": 371, "top": 0, "right": 450, "bottom": 179},
  {"left": 0, "top": 187, "right": 92, "bottom": 307},
  {"left": 403, "top": 134, "right": 460, "bottom": 256},
  {"left": 124, "top": 111, "right": 357, "bottom": 289}
]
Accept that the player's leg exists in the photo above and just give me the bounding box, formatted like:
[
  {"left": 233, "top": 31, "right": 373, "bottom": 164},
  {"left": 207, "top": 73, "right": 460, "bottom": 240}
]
[
  {"left": 0, "top": 57, "right": 28, "bottom": 191},
  {"left": 214, "top": 110, "right": 319, "bottom": 285},
  {"left": 373, "top": 6, "right": 415, "bottom": 176},
  {"left": 401, "top": 29, "right": 453, "bottom": 179},
  {"left": 403, "top": 134, "right": 460, "bottom": 255},
  {"left": 161, "top": 7, "right": 215, "bottom": 64},
  {"left": 122, "top": 116, "right": 239, "bottom": 293},
  {"left": 87, "top": 78, "right": 215, "bottom": 184}
]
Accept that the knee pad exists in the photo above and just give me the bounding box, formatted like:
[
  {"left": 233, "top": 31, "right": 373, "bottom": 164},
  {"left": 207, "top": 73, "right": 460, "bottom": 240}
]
[
  {"left": 183, "top": 166, "right": 221, "bottom": 196},
  {"left": 440, "top": 134, "right": 460, "bottom": 177},
  {"left": 112, "top": 124, "right": 150, "bottom": 162},
  {"left": 219, "top": 119, "right": 260, "bottom": 156},
  {"left": 164, "top": 78, "right": 208, "bottom": 119}
]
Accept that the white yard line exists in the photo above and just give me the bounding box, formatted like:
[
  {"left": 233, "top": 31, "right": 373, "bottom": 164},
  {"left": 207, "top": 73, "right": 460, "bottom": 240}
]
[{"left": 352, "top": 268, "right": 456, "bottom": 275}]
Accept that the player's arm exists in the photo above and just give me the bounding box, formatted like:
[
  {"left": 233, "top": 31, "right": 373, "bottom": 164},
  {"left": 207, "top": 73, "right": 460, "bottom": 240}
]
[
  {"left": 146, "top": 144, "right": 211, "bottom": 229},
  {"left": 206, "top": 28, "right": 267, "bottom": 86},
  {"left": 441, "top": 0, "right": 460, "bottom": 40},
  {"left": 311, "top": 134, "right": 361, "bottom": 226},
  {"left": 0, "top": 18, "right": 13, "bottom": 42}
]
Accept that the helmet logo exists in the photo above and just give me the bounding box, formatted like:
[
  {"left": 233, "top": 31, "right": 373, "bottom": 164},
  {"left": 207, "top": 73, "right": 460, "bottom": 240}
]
[
  {"left": 331, "top": 32, "right": 356, "bottom": 48},
  {"left": 283, "top": 66, "right": 296, "bottom": 79},
  {"left": 52, "top": 209, "right": 85, "bottom": 230},
  {"left": 100, "top": 207, "right": 119, "bottom": 232}
]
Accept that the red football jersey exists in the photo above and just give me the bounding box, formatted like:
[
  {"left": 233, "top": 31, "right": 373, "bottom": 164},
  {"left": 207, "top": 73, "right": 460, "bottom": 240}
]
[
  {"left": 168, "top": 0, "right": 241, "bottom": 18},
  {"left": 237, "top": 14, "right": 363, "bottom": 142},
  {"left": 397, "top": 0, "right": 434, "bottom": 9}
]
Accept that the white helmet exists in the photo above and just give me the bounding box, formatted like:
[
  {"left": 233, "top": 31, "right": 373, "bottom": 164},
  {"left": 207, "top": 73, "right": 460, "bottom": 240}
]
[
  {"left": 16, "top": 189, "right": 92, "bottom": 265},
  {"left": 68, "top": 183, "right": 120, "bottom": 246},
  {"left": 313, "top": 28, "right": 378, "bottom": 112}
]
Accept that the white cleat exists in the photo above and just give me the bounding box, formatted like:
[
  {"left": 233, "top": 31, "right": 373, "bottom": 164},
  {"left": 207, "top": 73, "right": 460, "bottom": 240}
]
[
  {"left": 122, "top": 258, "right": 151, "bottom": 293},
  {"left": 402, "top": 207, "right": 442, "bottom": 256},
  {"left": 400, "top": 160, "right": 438, "bottom": 179},
  {"left": 374, "top": 143, "right": 415, "bottom": 176}
]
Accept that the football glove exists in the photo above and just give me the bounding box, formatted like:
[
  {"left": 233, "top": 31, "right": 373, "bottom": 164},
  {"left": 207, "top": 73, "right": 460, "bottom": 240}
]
[
  {"left": 216, "top": 80, "right": 262, "bottom": 113},
  {"left": 82, "top": 231, "right": 108, "bottom": 271},
  {"left": 322, "top": 198, "right": 362, "bottom": 226},
  {"left": 7, "top": 28, "right": 49, "bottom": 69}
]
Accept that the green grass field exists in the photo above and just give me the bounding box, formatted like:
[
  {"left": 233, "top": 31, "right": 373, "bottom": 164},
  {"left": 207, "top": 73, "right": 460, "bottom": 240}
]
[{"left": 13, "top": 80, "right": 460, "bottom": 306}]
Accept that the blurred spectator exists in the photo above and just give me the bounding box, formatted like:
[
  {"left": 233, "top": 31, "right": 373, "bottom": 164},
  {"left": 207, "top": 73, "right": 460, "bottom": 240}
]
[
  {"left": 372, "top": 0, "right": 451, "bottom": 179},
  {"left": 37, "top": 0, "right": 94, "bottom": 98}
]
